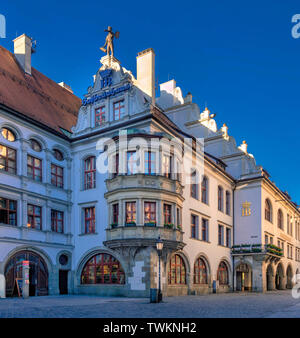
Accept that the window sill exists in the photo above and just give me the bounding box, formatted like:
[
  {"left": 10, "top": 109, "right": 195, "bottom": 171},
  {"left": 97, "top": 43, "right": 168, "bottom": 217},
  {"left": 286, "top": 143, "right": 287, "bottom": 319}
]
[{"left": 79, "top": 232, "right": 98, "bottom": 236}]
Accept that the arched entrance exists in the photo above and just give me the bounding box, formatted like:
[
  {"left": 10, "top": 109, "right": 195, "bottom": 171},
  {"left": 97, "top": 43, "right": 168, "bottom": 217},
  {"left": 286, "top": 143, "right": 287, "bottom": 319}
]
[
  {"left": 235, "top": 262, "right": 252, "bottom": 291},
  {"left": 286, "top": 265, "right": 293, "bottom": 289},
  {"left": 266, "top": 264, "right": 274, "bottom": 291},
  {"left": 275, "top": 263, "right": 285, "bottom": 290},
  {"left": 5, "top": 250, "right": 49, "bottom": 297}
]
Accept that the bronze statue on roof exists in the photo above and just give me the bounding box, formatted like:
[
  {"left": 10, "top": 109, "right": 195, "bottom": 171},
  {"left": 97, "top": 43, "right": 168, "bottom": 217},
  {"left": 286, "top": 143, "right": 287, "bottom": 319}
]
[{"left": 100, "top": 26, "right": 119, "bottom": 57}]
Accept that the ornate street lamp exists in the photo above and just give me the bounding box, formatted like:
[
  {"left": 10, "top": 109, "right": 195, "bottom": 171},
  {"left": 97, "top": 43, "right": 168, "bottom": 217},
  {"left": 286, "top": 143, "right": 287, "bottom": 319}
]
[{"left": 156, "top": 236, "right": 164, "bottom": 302}]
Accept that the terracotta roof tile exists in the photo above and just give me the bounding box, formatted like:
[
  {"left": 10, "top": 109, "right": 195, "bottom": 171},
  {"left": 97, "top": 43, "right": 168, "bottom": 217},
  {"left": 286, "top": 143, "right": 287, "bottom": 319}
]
[{"left": 0, "top": 46, "right": 81, "bottom": 135}]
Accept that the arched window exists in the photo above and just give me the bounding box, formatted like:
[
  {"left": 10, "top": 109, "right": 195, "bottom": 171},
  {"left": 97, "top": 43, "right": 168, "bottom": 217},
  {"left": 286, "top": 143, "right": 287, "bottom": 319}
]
[
  {"left": 194, "top": 258, "right": 208, "bottom": 284},
  {"left": 29, "top": 139, "right": 42, "bottom": 152},
  {"left": 168, "top": 254, "right": 186, "bottom": 285},
  {"left": 53, "top": 149, "right": 64, "bottom": 161},
  {"left": 265, "top": 199, "right": 272, "bottom": 222},
  {"left": 81, "top": 253, "right": 125, "bottom": 284},
  {"left": 217, "top": 261, "right": 229, "bottom": 285},
  {"left": 1, "top": 127, "right": 16, "bottom": 142},
  {"left": 201, "top": 176, "right": 208, "bottom": 204},
  {"left": 218, "top": 186, "right": 224, "bottom": 212},
  {"left": 277, "top": 209, "right": 283, "bottom": 229},
  {"left": 84, "top": 156, "right": 96, "bottom": 190}
]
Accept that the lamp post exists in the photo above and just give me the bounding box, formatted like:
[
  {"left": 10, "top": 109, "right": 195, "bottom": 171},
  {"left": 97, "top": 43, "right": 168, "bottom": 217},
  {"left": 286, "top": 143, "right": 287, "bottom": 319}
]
[{"left": 156, "top": 236, "right": 164, "bottom": 303}]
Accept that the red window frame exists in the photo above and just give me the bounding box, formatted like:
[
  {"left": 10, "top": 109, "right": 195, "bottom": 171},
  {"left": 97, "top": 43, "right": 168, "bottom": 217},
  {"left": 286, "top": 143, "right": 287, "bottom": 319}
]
[
  {"left": 218, "top": 261, "right": 228, "bottom": 285},
  {"left": 125, "top": 202, "right": 136, "bottom": 225},
  {"left": 163, "top": 204, "right": 172, "bottom": 225},
  {"left": 113, "top": 100, "right": 125, "bottom": 121},
  {"left": 51, "top": 164, "right": 64, "bottom": 188},
  {"left": 84, "top": 156, "right": 96, "bottom": 190},
  {"left": 144, "top": 202, "right": 156, "bottom": 224},
  {"left": 51, "top": 209, "right": 64, "bottom": 233},
  {"left": 162, "top": 155, "right": 172, "bottom": 178},
  {"left": 84, "top": 207, "right": 95, "bottom": 234},
  {"left": 95, "top": 106, "right": 106, "bottom": 126},
  {"left": 0, "top": 144, "right": 16, "bottom": 174},
  {"left": 27, "top": 155, "right": 42, "bottom": 182},
  {"left": 145, "top": 151, "right": 156, "bottom": 175},
  {"left": 168, "top": 254, "right": 186, "bottom": 285},
  {"left": 1, "top": 128, "right": 16, "bottom": 142},
  {"left": 194, "top": 258, "right": 207, "bottom": 284},
  {"left": 27, "top": 204, "right": 42, "bottom": 230},
  {"left": 81, "top": 253, "right": 125, "bottom": 285},
  {"left": 0, "top": 197, "right": 17, "bottom": 226}
]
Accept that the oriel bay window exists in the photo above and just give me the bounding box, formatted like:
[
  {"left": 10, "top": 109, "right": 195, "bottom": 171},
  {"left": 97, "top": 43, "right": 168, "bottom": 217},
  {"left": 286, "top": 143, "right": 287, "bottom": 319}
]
[
  {"left": 144, "top": 201, "right": 156, "bottom": 226},
  {"left": 0, "top": 144, "right": 16, "bottom": 174},
  {"left": 51, "top": 209, "right": 64, "bottom": 233},
  {"left": 163, "top": 203, "right": 172, "bottom": 227},
  {"left": 144, "top": 151, "right": 156, "bottom": 175},
  {"left": 81, "top": 253, "right": 125, "bottom": 284},
  {"left": 125, "top": 202, "right": 136, "bottom": 225},
  {"left": 84, "top": 207, "right": 95, "bottom": 234},
  {"left": 168, "top": 254, "right": 186, "bottom": 285},
  {"left": 51, "top": 164, "right": 63, "bottom": 188},
  {"left": 0, "top": 197, "right": 17, "bottom": 226},
  {"left": 84, "top": 156, "right": 96, "bottom": 190},
  {"left": 27, "top": 155, "right": 42, "bottom": 182},
  {"left": 27, "top": 204, "right": 42, "bottom": 230}
]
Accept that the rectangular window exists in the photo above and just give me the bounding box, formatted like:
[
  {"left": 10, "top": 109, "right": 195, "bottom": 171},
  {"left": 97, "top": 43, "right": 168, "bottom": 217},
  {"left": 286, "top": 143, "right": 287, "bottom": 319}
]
[
  {"left": 163, "top": 204, "right": 172, "bottom": 225},
  {"left": 27, "top": 155, "right": 42, "bottom": 182},
  {"left": 27, "top": 204, "right": 42, "bottom": 230},
  {"left": 144, "top": 151, "right": 156, "bottom": 175},
  {"left": 112, "top": 203, "right": 119, "bottom": 225},
  {"left": 191, "top": 214, "right": 198, "bottom": 239},
  {"left": 84, "top": 156, "right": 96, "bottom": 190},
  {"left": 113, "top": 100, "right": 125, "bottom": 121},
  {"left": 265, "top": 234, "right": 268, "bottom": 245},
  {"left": 51, "top": 164, "right": 64, "bottom": 188},
  {"left": 144, "top": 202, "right": 156, "bottom": 225},
  {"left": 51, "top": 209, "right": 64, "bottom": 233},
  {"left": 113, "top": 153, "right": 119, "bottom": 178},
  {"left": 202, "top": 218, "right": 208, "bottom": 242},
  {"left": 162, "top": 155, "right": 172, "bottom": 178},
  {"left": 226, "top": 228, "right": 231, "bottom": 247},
  {"left": 218, "top": 225, "right": 224, "bottom": 246},
  {"left": 176, "top": 207, "right": 181, "bottom": 227},
  {"left": 270, "top": 237, "right": 273, "bottom": 244},
  {"left": 95, "top": 106, "right": 106, "bottom": 126},
  {"left": 125, "top": 202, "right": 136, "bottom": 225},
  {"left": 218, "top": 187, "right": 223, "bottom": 212},
  {"left": 0, "top": 197, "right": 17, "bottom": 226},
  {"left": 127, "top": 151, "right": 137, "bottom": 175},
  {"left": 0, "top": 144, "right": 16, "bottom": 174},
  {"left": 84, "top": 207, "right": 95, "bottom": 234},
  {"left": 226, "top": 191, "right": 231, "bottom": 215}
]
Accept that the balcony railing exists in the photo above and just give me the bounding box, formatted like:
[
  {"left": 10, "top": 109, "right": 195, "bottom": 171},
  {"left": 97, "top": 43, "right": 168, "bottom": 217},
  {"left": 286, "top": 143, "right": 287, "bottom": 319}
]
[{"left": 231, "top": 244, "right": 283, "bottom": 257}]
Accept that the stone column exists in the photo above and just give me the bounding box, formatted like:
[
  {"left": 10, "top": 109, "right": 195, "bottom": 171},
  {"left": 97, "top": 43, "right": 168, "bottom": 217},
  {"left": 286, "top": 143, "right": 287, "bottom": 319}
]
[{"left": 252, "top": 257, "right": 264, "bottom": 292}]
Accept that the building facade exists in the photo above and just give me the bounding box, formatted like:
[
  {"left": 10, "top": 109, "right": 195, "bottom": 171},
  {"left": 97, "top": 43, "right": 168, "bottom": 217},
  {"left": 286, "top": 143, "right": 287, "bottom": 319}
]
[{"left": 0, "top": 34, "right": 299, "bottom": 298}]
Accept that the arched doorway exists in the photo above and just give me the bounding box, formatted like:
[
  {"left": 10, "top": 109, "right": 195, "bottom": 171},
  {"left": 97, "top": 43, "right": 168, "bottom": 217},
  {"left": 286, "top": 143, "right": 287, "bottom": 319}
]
[
  {"left": 236, "top": 262, "right": 252, "bottom": 291},
  {"left": 5, "top": 250, "right": 49, "bottom": 297},
  {"left": 286, "top": 265, "right": 293, "bottom": 289},
  {"left": 266, "top": 264, "right": 274, "bottom": 291},
  {"left": 275, "top": 263, "right": 285, "bottom": 290}
]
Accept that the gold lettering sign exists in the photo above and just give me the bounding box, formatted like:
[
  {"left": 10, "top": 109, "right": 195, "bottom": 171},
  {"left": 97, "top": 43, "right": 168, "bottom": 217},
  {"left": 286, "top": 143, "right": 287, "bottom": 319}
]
[{"left": 242, "top": 201, "right": 251, "bottom": 216}]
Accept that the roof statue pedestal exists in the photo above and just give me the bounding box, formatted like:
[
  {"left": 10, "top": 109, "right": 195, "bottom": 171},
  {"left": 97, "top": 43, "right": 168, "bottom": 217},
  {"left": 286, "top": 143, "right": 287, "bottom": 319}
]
[{"left": 100, "top": 54, "right": 121, "bottom": 71}]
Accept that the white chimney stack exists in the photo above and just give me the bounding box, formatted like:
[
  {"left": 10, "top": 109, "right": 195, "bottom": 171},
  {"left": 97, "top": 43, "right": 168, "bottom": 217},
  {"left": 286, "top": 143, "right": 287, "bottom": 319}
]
[
  {"left": 13, "top": 34, "right": 35, "bottom": 75},
  {"left": 136, "top": 48, "right": 155, "bottom": 105}
]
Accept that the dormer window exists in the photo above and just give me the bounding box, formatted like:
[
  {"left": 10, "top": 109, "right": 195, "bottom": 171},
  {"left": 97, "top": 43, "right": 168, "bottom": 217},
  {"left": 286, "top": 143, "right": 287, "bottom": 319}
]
[
  {"left": 113, "top": 100, "right": 125, "bottom": 121},
  {"left": 95, "top": 106, "right": 106, "bottom": 126}
]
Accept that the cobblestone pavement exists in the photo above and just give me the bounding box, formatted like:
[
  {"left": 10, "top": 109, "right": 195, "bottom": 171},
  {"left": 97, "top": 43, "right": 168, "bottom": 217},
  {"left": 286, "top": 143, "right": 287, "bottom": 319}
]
[{"left": 0, "top": 290, "right": 299, "bottom": 318}]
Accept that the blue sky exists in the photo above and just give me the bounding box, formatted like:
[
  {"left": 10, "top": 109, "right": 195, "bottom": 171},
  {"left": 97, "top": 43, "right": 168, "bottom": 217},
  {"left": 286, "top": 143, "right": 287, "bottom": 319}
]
[{"left": 1, "top": 0, "right": 299, "bottom": 204}]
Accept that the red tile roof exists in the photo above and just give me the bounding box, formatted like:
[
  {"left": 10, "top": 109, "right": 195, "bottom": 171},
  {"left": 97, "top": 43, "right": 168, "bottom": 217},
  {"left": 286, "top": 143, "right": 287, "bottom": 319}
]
[{"left": 0, "top": 45, "right": 81, "bottom": 136}]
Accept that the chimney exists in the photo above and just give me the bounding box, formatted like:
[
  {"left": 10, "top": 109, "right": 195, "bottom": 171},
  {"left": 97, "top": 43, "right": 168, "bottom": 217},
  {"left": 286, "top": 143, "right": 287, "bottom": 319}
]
[
  {"left": 13, "top": 34, "right": 35, "bottom": 75},
  {"left": 136, "top": 48, "right": 155, "bottom": 105}
]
